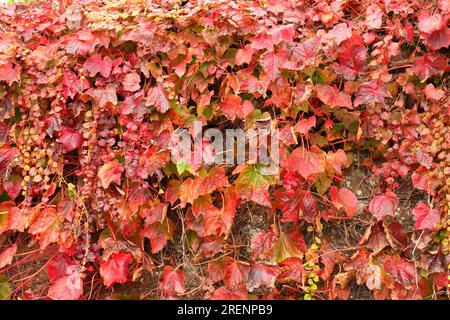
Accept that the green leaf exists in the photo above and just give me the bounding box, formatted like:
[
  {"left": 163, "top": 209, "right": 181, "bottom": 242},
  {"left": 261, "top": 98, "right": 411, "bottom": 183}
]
[
  {"left": 0, "top": 276, "right": 12, "bottom": 300},
  {"left": 272, "top": 228, "right": 307, "bottom": 263},
  {"left": 235, "top": 164, "right": 278, "bottom": 207},
  {"left": 176, "top": 161, "right": 191, "bottom": 175}
]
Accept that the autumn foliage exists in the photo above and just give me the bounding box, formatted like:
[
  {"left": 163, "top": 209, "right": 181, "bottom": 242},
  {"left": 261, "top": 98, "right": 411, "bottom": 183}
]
[{"left": 0, "top": 0, "right": 449, "bottom": 300}]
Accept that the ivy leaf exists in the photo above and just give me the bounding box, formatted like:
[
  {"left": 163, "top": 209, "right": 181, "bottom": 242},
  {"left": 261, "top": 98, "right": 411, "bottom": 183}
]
[
  {"left": 418, "top": 10, "right": 450, "bottom": 51},
  {"left": 98, "top": 160, "right": 124, "bottom": 189},
  {"left": 368, "top": 191, "right": 399, "bottom": 221},
  {"left": 100, "top": 252, "right": 132, "bottom": 287},
  {"left": 334, "top": 33, "right": 367, "bottom": 80},
  {"left": 294, "top": 115, "right": 316, "bottom": 135},
  {"left": 277, "top": 258, "right": 304, "bottom": 283},
  {"left": 330, "top": 186, "right": 359, "bottom": 217},
  {"left": 146, "top": 84, "right": 170, "bottom": 113},
  {"left": 354, "top": 81, "right": 390, "bottom": 107},
  {"left": 83, "top": 54, "right": 112, "bottom": 78},
  {"left": 123, "top": 72, "right": 141, "bottom": 92},
  {"left": 0, "top": 145, "right": 18, "bottom": 174},
  {"left": 250, "top": 229, "right": 276, "bottom": 260},
  {"left": 326, "top": 149, "right": 348, "bottom": 175},
  {"left": 273, "top": 187, "right": 318, "bottom": 224},
  {"left": 0, "top": 61, "right": 20, "bottom": 86},
  {"left": 90, "top": 85, "right": 118, "bottom": 108},
  {"left": 365, "top": 263, "right": 382, "bottom": 290},
  {"left": 365, "top": 4, "right": 382, "bottom": 29},
  {"left": 159, "top": 266, "right": 185, "bottom": 298},
  {"left": 62, "top": 69, "right": 90, "bottom": 99},
  {"left": 235, "top": 165, "right": 278, "bottom": 207},
  {"left": 28, "top": 207, "right": 61, "bottom": 249},
  {"left": 211, "top": 285, "right": 248, "bottom": 300},
  {"left": 273, "top": 228, "right": 307, "bottom": 263},
  {"left": 287, "top": 146, "right": 326, "bottom": 180},
  {"left": 203, "top": 188, "right": 238, "bottom": 237},
  {"left": 58, "top": 128, "right": 83, "bottom": 152},
  {"left": 247, "top": 263, "right": 278, "bottom": 292},
  {"left": 2, "top": 174, "right": 22, "bottom": 200},
  {"left": 47, "top": 255, "right": 83, "bottom": 300},
  {"left": 235, "top": 45, "right": 255, "bottom": 66},
  {"left": 260, "top": 50, "right": 296, "bottom": 81},
  {"left": 423, "top": 83, "right": 444, "bottom": 100},
  {"left": 316, "top": 85, "right": 352, "bottom": 109},
  {"left": 293, "top": 35, "right": 322, "bottom": 66},
  {"left": 48, "top": 265, "right": 83, "bottom": 300},
  {"left": 142, "top": 218, "right": 174, "bottom": 254},
  {"left": 412, "top": 202, "right": 440, "bottom": 231},
  {"left": 0, "top": 244, "right": 17, "bottom": 269},
  {"left": 418, "top": 11, "right": 445, "bottom": 34},
  {"left": 383, "top": 256, "right": 417, "bottom": 289},
  {"left": 411, "top": 167, "right": 437, "bottom": 196},
  {"left": 412, "top": 54, "right": 447, "bottom": 80},
  {"left": 220, "top": 95, "right": 254, "bottom": 121},
  {"left": 223, "top": 258, "right": 250, "bottom": 290},
  {"left": 179, "top": 166, "right": 229, "bottom": 205},
  {"left": 0, "top": 275, "right": 12, "bottom": 300},
  {"left": 326, "top": 23, "right": 352, "bottom": 45}
]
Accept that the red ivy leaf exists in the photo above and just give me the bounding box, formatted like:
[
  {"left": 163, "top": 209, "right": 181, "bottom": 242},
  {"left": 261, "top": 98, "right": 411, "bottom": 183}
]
[
  {"left": 220, "top": 95, "right": 254, "bottom": 121},
  {"left": 235, "top": 45, "right": 255, "bottom": 66},
  {"left": 330, "top": 186, "right": 359, "bottom": 217},
  {"left": 58, "top": 128, "right": 83, "bottom": 152},
  {"left": 62, "top": 69, "right": 90, "bottom": 99},
  {"left": 383, "top": 255, "right": 417, "bottom": 289},
  {"left": 0, "top": 243, "right": 17, "bottom": 269},
  {"left": 142, "top": 219, "right": 174, "bottom": 253},
  {"left": 354, "top": 81, "right": 390, "bottom": 107},
  {"left": 211, "top": 285, "right": 248, "bottom": 300},
  {"left": 423, "top": 83, "right": 444, "bottom": 100},
  {"left": 47, "top": 255, "right": 83, "bottom": 300},
  {"left": 368, "top": 191, "right": 399, "bottom": 221},
  {"left": 234, "top": 165, "right": 277, "bottom": 207},
  {"left": 223, "top": 258, "right": 250, "bottom": 290},
  {"left": 247, "top": 263, "right": 278, "bottom": 292},
  {"left": 0, "top": 144, "right": 19, "bottom": 173},
  {"left": 28, "top": 207, "right": 61, "bottom": 249},
  {"left": 146, "top": 84, "right": 170, "bottom": 113},
  {"left": 100, "top": 252, "right": 132, "bottom": 287},
  {"left": 277, "top": 257, "right": 304, "bottom": 283},
  {"left": 123, "top": 72, "right": 141, "bottom": 92},
  {"left": 159, "top": 266, "right": 185, "bottom": 298},
  {"left": 316, "top": 85, "right": 352, "bottom": 109},
  {"left": 90, "top": 85, "right": 118, "bottom": 108},
  {"left": 273, "top": 228, "right": 308, "bottom": 263},
  {"left": 273, "top": 188, "right": 318, "bottom": 224},
  {"left": 418, "top": 10, "right": 445, "bottom": 34},
  {"left": 97, "top": 160, "right": 124, "bottom": 189},
  {"left": 260, "top": 50, "right": 296, "bottom": 81},
  {"left": 179, "top": 166, "right": 229, "bottom": 205},
  {"left": 287, "top": 146, "right": 326, "bottom": 179},
  {"left": 418, "top": 10, "right": 450, "bottom": 51},
  {"left": 83, "top": 54, "right": 112, "bottom": 78},
  {"left": 412, "top": 202, "right": 440, "bottom": 231},
  {"left": 250, "top": 229, "right": 276, "bottom": 260},
  {"left": 326, "top": 149, "right": 348, "bottom": 175},
  {"left": 326, "top": 23, "right": 352, "bottom": 45},
  {"left": 413, "top": 54, "right": 447, "bottom": 80},
  {"left": 294, "top": 115, "right": 316, "bottom": 135},
  {"left": 2, "top": 174, "right": 22, "bottom": 200},
  {"left": 334, "top": 33, "right": 367, "bottom": 80},
  {"left": 293, "top": 35, "right": 322, "bottom": 66},
  {"left": 0, "top": 61, "right": 20, "bottom": 85},
  {"left": 203, "top": 188, "right": 238, "bottom": 237}
]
